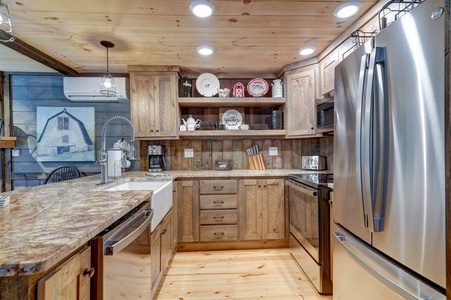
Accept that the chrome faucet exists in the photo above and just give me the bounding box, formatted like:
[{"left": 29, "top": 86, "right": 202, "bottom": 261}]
[{"left": 97, "top": 116, "right": 136, "bottom": 184}]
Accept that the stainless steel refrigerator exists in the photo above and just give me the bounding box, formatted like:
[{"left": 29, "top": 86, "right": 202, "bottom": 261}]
[{"left": 333, "top": 0, "right": 447, "bottom": 298}]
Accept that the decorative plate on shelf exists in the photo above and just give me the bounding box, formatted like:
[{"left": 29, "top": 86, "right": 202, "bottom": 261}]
[
  {"left": 247, "top": 78, "right": 269, "bottom": 97},
  {"left": 221, "top": 109, "right": 243, "bottom": 128},
  {"left": 196, "top": 73, "right": 220, "bottom": 97}
]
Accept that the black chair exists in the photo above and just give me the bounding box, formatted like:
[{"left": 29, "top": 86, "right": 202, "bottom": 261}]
[{"left": 43, "top": 165, "right": 82, "bottom": 185}]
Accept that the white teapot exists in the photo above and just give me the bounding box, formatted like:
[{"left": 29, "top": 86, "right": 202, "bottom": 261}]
[{"left": 182, "top": 115, "right": 201, "bottom": 131}]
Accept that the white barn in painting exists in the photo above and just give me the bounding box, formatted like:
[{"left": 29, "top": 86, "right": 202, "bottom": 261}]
[{"left": 37, "top": 108, "right": 93, "bottom": 156}]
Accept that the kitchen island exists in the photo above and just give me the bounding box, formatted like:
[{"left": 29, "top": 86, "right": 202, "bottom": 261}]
[{"left": 0, "top": 169, "right": 323, "bottom": 298}]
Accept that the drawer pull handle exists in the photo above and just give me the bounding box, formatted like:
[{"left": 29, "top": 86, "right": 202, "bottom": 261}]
[
  {"left": 161, "top": 229, "right": 167, "bottom": 234},
  {"left": 214, "top": 232, "right": 225, "bottom": 236},
  {"left": 214, "top": 216, "right": 225, "bottom": 219},
  {"left": 83, "top": 267, "right": 95, "bottom": 278},
  {"left": 213, "top": 186, "right": 224, "bottom": 190},
  {"left": 213, "top": 200, "right": 224, "bottom": 204}
]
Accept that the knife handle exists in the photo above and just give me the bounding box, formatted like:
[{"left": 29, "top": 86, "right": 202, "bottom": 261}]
[{"left": 248, "top": 157, "right": 256, "bottom": 170}]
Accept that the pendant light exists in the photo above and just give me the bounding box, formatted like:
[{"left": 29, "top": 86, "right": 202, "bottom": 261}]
[
  {"left": 0, "top": 0, "right": 14, "bottom": 42},
  {"left": 100, "top": 40, "right": 116, "bottom": 97}
]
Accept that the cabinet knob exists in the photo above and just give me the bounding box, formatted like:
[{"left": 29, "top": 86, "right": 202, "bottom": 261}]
[
  {"left": 263, "top": 185, "right": 267, "bottom": 188},
  {"left": 161, "top": 229, "right": 167, "bottom": 234},
  {"left": 83, "top": 267, "right": 95, "bottom": 278},
  {"left": 156, "top": 130, "right": 159, "bottom": 132}
]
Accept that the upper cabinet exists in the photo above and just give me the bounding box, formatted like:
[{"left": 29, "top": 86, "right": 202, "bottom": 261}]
[
  {"left": 285, "top": 67, "right": 317, "bottom": 137},
  {"left": 129, "top": 67, "right": 179, "bottom": 139},
  {"left": 319, "top": 51, "right": 339, "bottom": 96}
]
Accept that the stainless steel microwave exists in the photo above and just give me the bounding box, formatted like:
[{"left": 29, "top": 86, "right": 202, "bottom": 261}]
[{"left": 316, "top": 91, "right": 334, "bottom": 133}]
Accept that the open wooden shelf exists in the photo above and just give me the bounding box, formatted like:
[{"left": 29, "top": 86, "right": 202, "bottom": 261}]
[
  {"left": 179, "top": 130, "right": 286, "bottom": 138},
  {"left": 0, "top": 137, "right": 16, "bottom": 148},
  {"left": 178, "top": 97, "right": 285, "bottom": 107}
]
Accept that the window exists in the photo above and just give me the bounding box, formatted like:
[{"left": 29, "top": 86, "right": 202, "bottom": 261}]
[
  {"left": 58, "top": 117, "right": 69, "bottom": 130},
  {"left": 62, "top": 135, "right": 69, "bottom": 144}
]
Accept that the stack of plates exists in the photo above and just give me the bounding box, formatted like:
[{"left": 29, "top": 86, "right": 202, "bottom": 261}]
[
  {"left": 0, "top": 195, "right": 10, "bottom": 208},
  {"left": 271, "top": 110, "right": 283, "bottom": 129}
]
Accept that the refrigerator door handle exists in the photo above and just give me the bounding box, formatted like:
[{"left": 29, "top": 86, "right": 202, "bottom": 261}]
[
  {"left": 362, "top": 50, "right": 374, "bottom": 231},
  {"left": 371, "top": 47, "right": 388, "bottom": 232},
  {"left": 333, "top": 230, "right": 445, "bottom": 300},
  {"left": 356, "top": 53, "right": 370, "bottom": 228}
]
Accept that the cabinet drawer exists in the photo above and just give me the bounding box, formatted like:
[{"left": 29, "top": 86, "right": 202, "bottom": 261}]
[
  {"left": 200, "top": 225, "right": 237, "bottom": 242},
  {"left": 200, "top": 180, "right": 237, "bottom": 194},
  {"left": 200, "top": 195, "right": 237, "bottom": 209},
  {"left": 200, "top": 210, "right": 237, "bottom": 225}
]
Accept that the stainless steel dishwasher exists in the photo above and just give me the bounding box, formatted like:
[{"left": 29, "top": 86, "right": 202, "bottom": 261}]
[{"left": 91, "top": 201, "right": 153, "bottom": 300}]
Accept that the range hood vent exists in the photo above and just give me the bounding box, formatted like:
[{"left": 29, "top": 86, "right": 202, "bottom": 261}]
[{"left": 63, "top": 77, "right": 130, "bottom": 102}]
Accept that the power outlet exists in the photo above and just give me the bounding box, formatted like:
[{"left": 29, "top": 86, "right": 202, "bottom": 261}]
[
  {"left": 269, "top": 147, "right": 278, "bottom": 156},
  {"left": 184, "top": 149, "right": 194, "bottom": 158}
]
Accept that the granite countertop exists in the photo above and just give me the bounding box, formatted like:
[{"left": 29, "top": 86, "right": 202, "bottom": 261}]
[{"left": 0, "top": 169, "right": 324, "bottom": 277}]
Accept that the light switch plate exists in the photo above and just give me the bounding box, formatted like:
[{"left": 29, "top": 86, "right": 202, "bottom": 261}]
[
  {"left": 184, "top": 149, "right": 194, "bottom": 158},
  {"left": 12, "top": 150, "right": 21, "bottom": 157},
  {"left": 269, "top": 147, "right": 278, "bottom": 156}
]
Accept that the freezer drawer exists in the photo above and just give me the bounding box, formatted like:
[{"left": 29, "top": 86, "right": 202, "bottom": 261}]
[{"left": 333, "top": 227, "right": 445, "bottom": 300}]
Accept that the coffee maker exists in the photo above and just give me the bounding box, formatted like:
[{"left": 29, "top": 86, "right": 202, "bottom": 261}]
[{"left": 148, "top": 145, "right": 165, "bottom": 172}]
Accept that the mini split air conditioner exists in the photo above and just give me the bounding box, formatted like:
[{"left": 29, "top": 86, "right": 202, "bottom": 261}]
[{"left": 63, "top": 77, "right": 130, "bottom": 102}]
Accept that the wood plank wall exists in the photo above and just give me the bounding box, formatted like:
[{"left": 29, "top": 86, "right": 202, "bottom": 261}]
[
  {"left": 140, "top": 137, "right": 333, "bottom": 171},
  {"left": 9, "top": 74, "right": 137, "bottom": 189}
]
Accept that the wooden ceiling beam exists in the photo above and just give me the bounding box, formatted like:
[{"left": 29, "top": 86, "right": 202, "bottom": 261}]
[{"left": 0, "top": 30, "right": 80, "bottom": 77}]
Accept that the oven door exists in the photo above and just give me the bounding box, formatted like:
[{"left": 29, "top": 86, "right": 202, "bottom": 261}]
[{"left": 288, "top": 180, "right": 321, "bottom": 263}]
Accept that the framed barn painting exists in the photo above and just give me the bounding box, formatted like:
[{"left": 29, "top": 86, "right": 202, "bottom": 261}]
[{"left": 36, "top": 107, "right": 95, "bottom": 162}]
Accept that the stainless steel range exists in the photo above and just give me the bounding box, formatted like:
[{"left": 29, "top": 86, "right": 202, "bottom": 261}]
[{"left": 288, "top": 173, "right": 332, "bottom": 294}]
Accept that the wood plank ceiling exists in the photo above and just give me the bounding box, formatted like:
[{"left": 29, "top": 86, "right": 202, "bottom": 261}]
[{"left": 0, "top": 0, "right": 379, "bottom": 75}]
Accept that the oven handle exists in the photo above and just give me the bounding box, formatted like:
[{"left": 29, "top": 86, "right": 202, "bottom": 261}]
[
  {"left": 104, "top": 209, "right": 153, "bottom": 256},
  {"left": 288, "top": 180, "right": 317, "bottom": 197}
]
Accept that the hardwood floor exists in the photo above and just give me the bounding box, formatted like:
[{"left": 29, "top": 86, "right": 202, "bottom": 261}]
[{"left": 155, "top": 248, "right": 333, "bottom": 300}]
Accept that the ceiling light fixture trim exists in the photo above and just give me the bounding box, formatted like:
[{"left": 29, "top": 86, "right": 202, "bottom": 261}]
[
  {"left": 190, "top": 0, "right": 215, "bottom": 18},
  {"left": 334, "top": 1, "right": 362, "bottom": 19},
  {"left": 0, "top": 0, "right": 14, "bottom": 42},
  {"left": 197, "top": 45, "right": 214, "bottom": 56},
  {"left": 298, "top": 46, "right": 316, "bottom": 56},
  {"left": 100, "top": 40, "right": 116, "bottom": 97}
]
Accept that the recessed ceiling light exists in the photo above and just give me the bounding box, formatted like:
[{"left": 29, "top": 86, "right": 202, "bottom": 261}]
[
  {"left": 197, "top": 45, "right": 214, "bottom": 56},
  {"left": 298, "top": 46, "right": 316, "bottom": 56},
  {"left": 334, "top": 2, "right": 362, "bottom": 19},
  {"left": 190, "top": 0, "right": 215, "bottom": 18}
]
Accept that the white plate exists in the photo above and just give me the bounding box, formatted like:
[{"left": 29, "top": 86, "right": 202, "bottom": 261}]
[
  {"left": 222, "top": 109, "right": 242, "bottom": 128},
  {"left": 247, "top": 78, "right": 269, "bottom": 97},
  {"left": 196, "top": 73, "right": 220, "bottom": 97}
]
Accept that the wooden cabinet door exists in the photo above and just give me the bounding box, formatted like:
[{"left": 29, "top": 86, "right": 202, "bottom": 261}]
[
  {"left": 176, "top": 180, "right": 199, "bottom": 242},
  {"left": 37, "top": 246, "right": 91, "bottom": 300},
  {"left": 239, "top": 179, "right": 285, "bottom": 241},
  {"left": 239, "top": 179, "right": 261, "bottom": 240},
  {"left": 130, "top": 72, "right": 178, "bottom": 138},
  {"left": 151, "top": 225, "right": 162, "bottom": 289},
  {"left": 160, "top": 213, "right": 172, "bottom": 268},
  {"left": 319, "top": 51, "right": 338, "bottom": 96},
  {"left": 261, "top": 179, "right": 285, "bottom": 240},
  {"left": 286, "top": 68, "right": 316, "bottom": 137}
]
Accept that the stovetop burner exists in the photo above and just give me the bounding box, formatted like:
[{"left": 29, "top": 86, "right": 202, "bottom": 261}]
[{"left": 288, "top": 173, "right": 333, "bottom": 189}]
